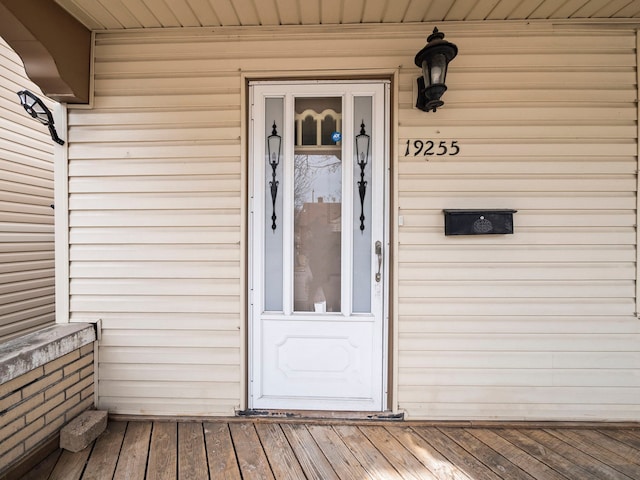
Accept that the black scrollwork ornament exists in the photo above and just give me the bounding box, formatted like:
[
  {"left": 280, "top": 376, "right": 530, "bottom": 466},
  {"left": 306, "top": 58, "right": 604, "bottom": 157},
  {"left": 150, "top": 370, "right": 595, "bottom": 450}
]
[{"left": 355, "top": 120, "right": 370, "bottom": 231}]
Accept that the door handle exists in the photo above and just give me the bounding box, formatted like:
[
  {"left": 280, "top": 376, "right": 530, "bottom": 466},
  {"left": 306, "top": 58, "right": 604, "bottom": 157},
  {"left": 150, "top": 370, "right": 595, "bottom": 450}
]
[{"left": 375, "top": 241, "right": 382, "bottom": 283}]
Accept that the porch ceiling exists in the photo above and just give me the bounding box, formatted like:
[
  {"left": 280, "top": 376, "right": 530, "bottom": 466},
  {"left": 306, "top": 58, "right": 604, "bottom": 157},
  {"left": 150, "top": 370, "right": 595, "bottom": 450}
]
[{"left": 54, "top": 0, "right": 640, "bottom": 30}]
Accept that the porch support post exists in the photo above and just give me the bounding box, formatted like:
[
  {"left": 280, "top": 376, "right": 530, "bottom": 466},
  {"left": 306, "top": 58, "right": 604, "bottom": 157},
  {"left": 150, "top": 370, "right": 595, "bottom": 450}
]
[{"left": 0, "top": 0, "right": 90, "bottom": 103}]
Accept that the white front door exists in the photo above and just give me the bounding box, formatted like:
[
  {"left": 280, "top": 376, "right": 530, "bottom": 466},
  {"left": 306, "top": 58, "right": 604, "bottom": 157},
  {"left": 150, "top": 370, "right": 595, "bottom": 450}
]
[{"left": 249, "top": 81, "right": 389, "bottom": 411}]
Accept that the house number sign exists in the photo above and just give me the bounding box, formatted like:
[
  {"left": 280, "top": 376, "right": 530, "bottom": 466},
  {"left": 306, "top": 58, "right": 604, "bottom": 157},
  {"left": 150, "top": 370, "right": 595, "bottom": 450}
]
[{"left": 404, "top": 140, "right": 460, "bottom": 157}]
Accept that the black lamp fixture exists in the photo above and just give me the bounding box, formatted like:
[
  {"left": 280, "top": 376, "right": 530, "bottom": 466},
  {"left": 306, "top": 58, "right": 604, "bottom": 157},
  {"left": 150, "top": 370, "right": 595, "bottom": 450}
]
[
  {"left": 267, "top": 121, "right": 282, "bottom": 230},
  {"left": 414, "top": 27, "right": 458, "bottom": 113},
  {"left": 17, "top": 90, "right": 65, "bottom": 145}
]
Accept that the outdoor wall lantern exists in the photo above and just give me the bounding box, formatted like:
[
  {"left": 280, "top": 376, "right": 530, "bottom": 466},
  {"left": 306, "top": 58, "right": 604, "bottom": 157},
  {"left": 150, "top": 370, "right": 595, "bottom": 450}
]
[
  {"left": 414, "top": 27, "right": 458, "bottom": 112},
  {"left": 17, "top": 90, "right": 65, "bottom": 145},
  {"left": 267, "top": 121, "right": 282, "bottom": 230}
]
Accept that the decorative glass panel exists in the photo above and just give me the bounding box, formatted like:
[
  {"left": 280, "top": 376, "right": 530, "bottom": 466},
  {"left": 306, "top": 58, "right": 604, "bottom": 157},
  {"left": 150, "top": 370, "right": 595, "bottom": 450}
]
[
  {"left": 352, "top": 96, "right": 373, "bottom": 313},
  {"left": 264, "top": 97, "right": 284, "bottom": 311},
  {"left": 293, "top": 97, "right": 342, "bottom": 313}
]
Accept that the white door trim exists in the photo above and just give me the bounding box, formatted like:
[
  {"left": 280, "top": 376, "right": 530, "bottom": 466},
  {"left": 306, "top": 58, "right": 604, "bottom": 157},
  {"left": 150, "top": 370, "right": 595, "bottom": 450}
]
[{"left": 248, "top": 79, "right": 390, "bottom": 411}]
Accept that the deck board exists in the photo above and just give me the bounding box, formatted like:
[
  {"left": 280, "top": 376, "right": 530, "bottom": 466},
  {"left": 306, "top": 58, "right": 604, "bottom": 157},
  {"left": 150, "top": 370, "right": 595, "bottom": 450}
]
[
  {"left": 178, "top": 423, "right": 208, "bottom": 480},
  {"left": 80, "top": 421, "right": 126, "bottom": 480},
  {"left": 203, "top": 422, "right": 241, "bottom": 479},
  {"left": 465, "top": 428, "right": 568, "bottom": 480},
  {"left": 334, "top": 425, "right": 403, "bottom": 479},
  {"left": 280, "top": 423, "right": 340, "bottom": 480},
  {"left": 545, "top": 428, "right": 640, "bottom": 478},
  {"left": 229, "top": 422, "right": 275, "bottom": 480},
  {"left": 359, "top": 425, "right": 436, "bottom": 480},
  {"left": 20, "top": 420, "right": 640, "bottom": 480},
  {"left": 255, "top": 423, "right": 306, "bottom": 480},
  {"left": 307, "top": 424, "right": 373, "bottom": 479},
  {"left": 112, "top": 421, "right": 152, "bottom": 480},
  {"left": 147, "top": 421, "right": 177, "bottom": 480},
  {"left": 438, "top": 427, "right": 536, "bottom": 480},
  {"left": 498, "top": 428, "right": 596, "bottom": 479},
  {"left": 414, "top": 426, "right": 503, "bottom": 480}
]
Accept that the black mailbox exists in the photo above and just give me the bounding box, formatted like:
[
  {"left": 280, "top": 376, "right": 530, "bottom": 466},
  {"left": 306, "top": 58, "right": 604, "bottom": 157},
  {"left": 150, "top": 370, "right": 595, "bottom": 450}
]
[{"left": 443, "top": 209, "right": 517, "bottom": 236}]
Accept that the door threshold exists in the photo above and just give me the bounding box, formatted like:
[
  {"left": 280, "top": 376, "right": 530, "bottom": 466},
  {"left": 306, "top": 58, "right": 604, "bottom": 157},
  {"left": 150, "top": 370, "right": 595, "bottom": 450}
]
[{"left": 236, "top": 409, "right": 404, "bottom": 421}]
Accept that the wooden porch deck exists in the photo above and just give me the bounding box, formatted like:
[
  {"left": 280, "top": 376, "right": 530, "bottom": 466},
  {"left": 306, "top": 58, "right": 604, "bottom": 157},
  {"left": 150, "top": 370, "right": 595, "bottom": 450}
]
[{"left": 24, "top": 419, "right": 640, "bottom": 480}]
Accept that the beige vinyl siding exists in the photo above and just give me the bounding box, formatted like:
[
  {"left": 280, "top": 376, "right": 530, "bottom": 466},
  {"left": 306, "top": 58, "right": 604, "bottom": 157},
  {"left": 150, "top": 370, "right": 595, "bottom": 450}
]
[
  {"left": 397, "top": 27, "right": 640, "bottom": 420},
  {"left": 0, "top": 38, "right": 55, "bottom": 343},
  {"left": 71, "top": 23, "right": 640, "bottom": 419}
]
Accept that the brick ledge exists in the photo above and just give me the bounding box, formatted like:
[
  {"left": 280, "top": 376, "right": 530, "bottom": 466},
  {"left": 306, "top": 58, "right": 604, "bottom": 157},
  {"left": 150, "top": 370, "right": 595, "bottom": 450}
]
[{"left": 0, "top": 323, "right": 96, "bottom": 385}]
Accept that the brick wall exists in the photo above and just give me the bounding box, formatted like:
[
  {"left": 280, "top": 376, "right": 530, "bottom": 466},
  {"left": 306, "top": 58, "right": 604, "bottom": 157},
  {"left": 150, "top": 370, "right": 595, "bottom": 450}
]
[{"left": 0, "top": 324, "right": 96, "bottom": 476}]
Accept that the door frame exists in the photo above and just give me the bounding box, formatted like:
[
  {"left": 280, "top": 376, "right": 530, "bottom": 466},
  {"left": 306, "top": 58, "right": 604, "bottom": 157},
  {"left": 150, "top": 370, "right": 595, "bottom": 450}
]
[{"left": 245, "top": 78, "right": 392, "bottom": 413}]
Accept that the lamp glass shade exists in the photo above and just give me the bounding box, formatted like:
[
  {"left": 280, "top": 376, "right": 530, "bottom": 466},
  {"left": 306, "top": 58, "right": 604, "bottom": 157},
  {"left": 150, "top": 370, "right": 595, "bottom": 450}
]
[
  {"left": 17, "top": 90, "right": 52, "bottom": 125},
  {"left": 355, "top": 127, "right": 370, "bottom": 164},
  {"left": 267, "top": 123, "right": 281, "bottom": 165},
  {"left": 422, "top": 52, "right": 448, "bottom": 86}
]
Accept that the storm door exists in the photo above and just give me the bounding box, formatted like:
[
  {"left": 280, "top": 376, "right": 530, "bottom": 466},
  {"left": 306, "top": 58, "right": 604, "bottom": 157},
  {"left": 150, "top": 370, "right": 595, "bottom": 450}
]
[{"left": 249, "top": 81, "right": 389, "bottom": 411}]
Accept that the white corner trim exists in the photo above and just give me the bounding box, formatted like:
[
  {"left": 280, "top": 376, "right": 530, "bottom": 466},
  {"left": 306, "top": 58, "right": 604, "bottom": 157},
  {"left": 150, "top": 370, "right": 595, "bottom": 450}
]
[
  {"left": 636, "top": 30, "right": 640, "bottom": 319},
  {"left": 54, "top": 102, "right": 70, "bottom": 324}
]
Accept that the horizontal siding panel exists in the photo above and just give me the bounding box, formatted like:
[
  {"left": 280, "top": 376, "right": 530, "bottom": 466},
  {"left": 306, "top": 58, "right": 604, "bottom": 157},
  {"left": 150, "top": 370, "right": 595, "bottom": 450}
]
[
  {"left": 0, "top": 295, "right": 56, "bottom": 317},
  {"left": 0, "top": 159, "right": 54, "bottom": 180},
  {"left": 99, "top": 397, "right": 237, "bottom": 416},
  {"left": 399, "top": 334, "right": 640, "bottom": 352},
  {"left": 2, "top": 211, "right": 55, "bottom": 225},
  {"left": 68, "top": 159, "right": 240, "bottom": 176},
  {"left": 69, "top": 143, "right": 240, "bottom": 160},
  {"left": 399, "top": 176, "right": 637, "bottom": 192},
  {"left": 398, "top": 299, "right": 634, "bottom": 316},
  {"left": 397, "top": 403, "right": 640, "bottom": 421},
  {"left": 99, "top": 364, "right": 240, "bottom": 382},
  {"left": 398, "top": 386, "right": 640, "bottom": 405},
  {"left": 0, "top": 313, "right": 55, "bottom": 339},
  {"left": 399, "top": 194, "right": 636, "bottom": 210},
  {"left": 399, "top": 317, "right": 640, "bottom": 334},
  {"left": 398, "top": 245, "right": 635, "bottom": 263},
  {"left": 69, "top": 193, "right": 240, "bottom": 210},
  {"left": 70, "top": 244, "right": 239, "bottom": 261},
  {"left": 1, "top": 269, "right": 55, "bottom": 285},
  {"left": 69, "top": 228, "right": 239, "bottom": 244},
  {"left": 69, "top": 176, "right": 240, "bottom": 193},
  {"left": 68, "top": 126, "right": 241, "bottom": 143},
  {"left": 69, "top": 211, "right": 240, "bottom": 227},
  {"left": 70, "top": 278, "right": 239, "bottom": 295},
  {"left": 70, "top": 262, "right": 239, "bottom": 278},
  {"left": 99, "top": 330, "right": 238, "bottom": 347},
  {"left": 0, "top": 277, "right": 54, "bottom": 295},
  {"left": 401, "top": 352, "right": 640, "bottom": 369},
  {"left": 72, "top": 312, "right": 239, "bottom": 330},
  {"left": 91, "top": 93, "right": 243, "bottom": 109},
  {"left": 98, "top": 346, "right": 239, "bottom": 365},
  {"left": 398, "top": 230, "right": 637, "bottom": 246},
  {"left": 92, "top": 74, "right": 239, "bottom": 95},
  {"left": 399, "top": 281, "right": 635, "bottom": 299},
  {"left": 397, "top": 264, "right": 635, "bottom": 281},
  {"left": 398, "top": 160, "right": 637, "bottom": 175},
  {"left": 399, "top": 103, "right": 637, "bottom": 123},
  {"left": 398, "top": 87, "right": 638, "bottom": 106},
  {"left": 68, "top": 109, "right": 241, "bottom": 126},
  {"left": 71, "top": 295, "right": 239, "bottom": 313},
  {"left": 99, "top": 380, "right": 239, "bottom": 399}
]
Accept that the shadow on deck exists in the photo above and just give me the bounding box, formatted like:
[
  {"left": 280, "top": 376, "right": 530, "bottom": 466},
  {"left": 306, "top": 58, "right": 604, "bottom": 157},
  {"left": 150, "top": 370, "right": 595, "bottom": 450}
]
[{"left": 22, "top": 419, "right": 640, "bottom": 479}]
